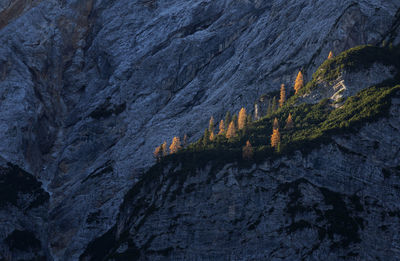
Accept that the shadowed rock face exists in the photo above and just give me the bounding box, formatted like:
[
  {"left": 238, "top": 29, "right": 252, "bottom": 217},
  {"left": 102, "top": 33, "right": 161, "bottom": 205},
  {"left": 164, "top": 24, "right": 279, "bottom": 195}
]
[
  {"left": 0, "top": 160, "right": 49, "bottom": 260},
  {"left": 0, "top": 0, "right": 400, "bottom": 259}
]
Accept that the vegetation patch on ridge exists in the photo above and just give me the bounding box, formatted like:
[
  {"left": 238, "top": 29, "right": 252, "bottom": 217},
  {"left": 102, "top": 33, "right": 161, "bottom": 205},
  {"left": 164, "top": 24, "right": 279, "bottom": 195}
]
[
  {"left": 146, "top": 45, "right": 400, "bottom": 176},
  {"left": 158, "top": 83, "right": 399, "bottom": 171},
  {"left": 121, "top": 45, "right": 400, "bottom": 217},
  {"left": 84, "top": 44, "right": 400, "bottom": 261}
]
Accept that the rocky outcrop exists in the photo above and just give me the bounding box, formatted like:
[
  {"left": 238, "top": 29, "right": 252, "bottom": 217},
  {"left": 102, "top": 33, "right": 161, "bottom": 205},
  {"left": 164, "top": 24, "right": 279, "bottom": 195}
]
[
  {"left": 1, "top": 0, "right": 400, "bottom": 259},
  {"left": 82, "top": 95, "right": 400, "bottom": 260},
  {"left": 300, "top": 62, "right": 397, "bottom": 104}
]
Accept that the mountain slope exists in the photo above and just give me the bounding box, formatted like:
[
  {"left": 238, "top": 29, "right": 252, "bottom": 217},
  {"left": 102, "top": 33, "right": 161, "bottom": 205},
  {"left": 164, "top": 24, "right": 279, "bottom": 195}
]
[
  {"left": 1, "top": 0, "right": 400, "bottom": 259},
  {"left": 80, "top": 46, "right": 400, "bottom": 260},
  {"left": 82, "top": 94, "right": 400, "bottom": 260}
]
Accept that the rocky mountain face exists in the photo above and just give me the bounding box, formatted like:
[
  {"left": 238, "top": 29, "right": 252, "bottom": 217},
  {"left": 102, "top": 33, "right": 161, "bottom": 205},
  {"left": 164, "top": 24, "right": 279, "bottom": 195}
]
[
  {"left": 0, "top": 0, "right": 400, "bottom": 260},
  {"left": 81, "top": 94, "right": 400, "bottom": 260}
]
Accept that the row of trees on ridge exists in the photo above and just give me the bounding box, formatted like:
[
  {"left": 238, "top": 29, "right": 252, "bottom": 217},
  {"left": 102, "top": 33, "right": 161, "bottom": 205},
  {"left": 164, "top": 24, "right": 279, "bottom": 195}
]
[{"left": 153, "top": 51, "right": 335, "bottom": 161}]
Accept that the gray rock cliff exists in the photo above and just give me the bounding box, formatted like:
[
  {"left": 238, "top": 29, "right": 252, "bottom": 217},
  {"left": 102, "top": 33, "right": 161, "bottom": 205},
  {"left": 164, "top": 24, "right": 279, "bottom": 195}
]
[{"left": 0, "top": 0, "right": 400, "bottom": 260}]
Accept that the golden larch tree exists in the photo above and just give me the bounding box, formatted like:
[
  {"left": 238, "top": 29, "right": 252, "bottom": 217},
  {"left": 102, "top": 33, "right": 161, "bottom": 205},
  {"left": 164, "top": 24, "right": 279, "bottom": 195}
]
[
  {"left": 271, "top": 128, "right": 281, "bottom": 149},
  {"left": 209, "top": 131, "right": 215, "bottom": 141},
  {"left": 226, "top": 121, "right": 237, "bottom": 139},
  {"left": 242, "top": 140, "right": 254, "bottom": 160},
  {"left": 273, "top": 118, "right": 279, "bottom": 130},
  {"left": 209, "top": 116, "right": 215, "bottom": 132},
  {"left": 169, "top": 137, "right": 181, "bottom": 154},
  {"left": 279, "top": 84, "right": 286, "bottom": 107},
  {"left": 285, "top": 113, "right": 294, "bottom": 130},
  {"left": 161, "top": 141, "right": 168, "bottom": 156},
  {"left": 218, "top": 120, "right": 225, "bottom": 135},
  {"left": 294, "top": 71, "right": 304, "bottom": 94},
  {"left": 238, "top": 107, "right": 247, "bottom": 130},
  {"left": 328, "top": 51, "right": 334, "bottom": 59},
  {"left": 153, "top": 145, "right": 162, "bottom": 161}
]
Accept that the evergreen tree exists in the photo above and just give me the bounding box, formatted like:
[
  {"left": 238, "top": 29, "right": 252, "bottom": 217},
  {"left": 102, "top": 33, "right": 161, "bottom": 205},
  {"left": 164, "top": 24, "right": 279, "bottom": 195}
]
[
  {"left": 238, "top": 107, "right": 247, "bottom": 130},
  {"left": 161, "top": 141, "right": 168, "bottom": 156},
  {"left": 203, "top": 128, "right": 210, "bottom": 146},
  {"left": 271, "top": 97, "right": 277, "bottom": 112},
  {"left": 183, "top": 134, "right": 188, "bottom": 147},
  {"left": 285, "top": 113, "right": 294, "bottom": 129},
  {"left": 169, "top": 137, "right": 181, "bottom": 154},
  {"left": 242, "top": 140, "right": 254, "bottom": 160},
  {"left": 328, "top": 51, "right": 334, "bottom": 59},
  {"left": 224, "top": 112, "right": 231, "bottom": 130},
  {"left": 226, "top": 121, "right": 236, "bottom": 139},
  {"left": 277, "top": 141, "right": 282, "bottom": 153},
  {"left": 218, "top": 120, "right": 225, "bottom": 135},
  {"left": 294, "top": 71, "right": 304, "bottom": 94},
  {"left": 209, "top": 116, "right": 215, "bottom": 132},
  {"left": 246, "top": 114, "right": 252, "bottom": 126},
  {"left": 273, "top": 118, "right": 279, "bottom": 130},
  {"left": 271, "top": 128, "right": 281, "bottom": 150},
  {"left": 232, "top": 114, "right": 238, "bottom": 127},
  {"left": 266, "top": 98, "right": 272, "bottom": 116},
  {"left": 279, "top": 84, "right": 286, "bottom": 107}
]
